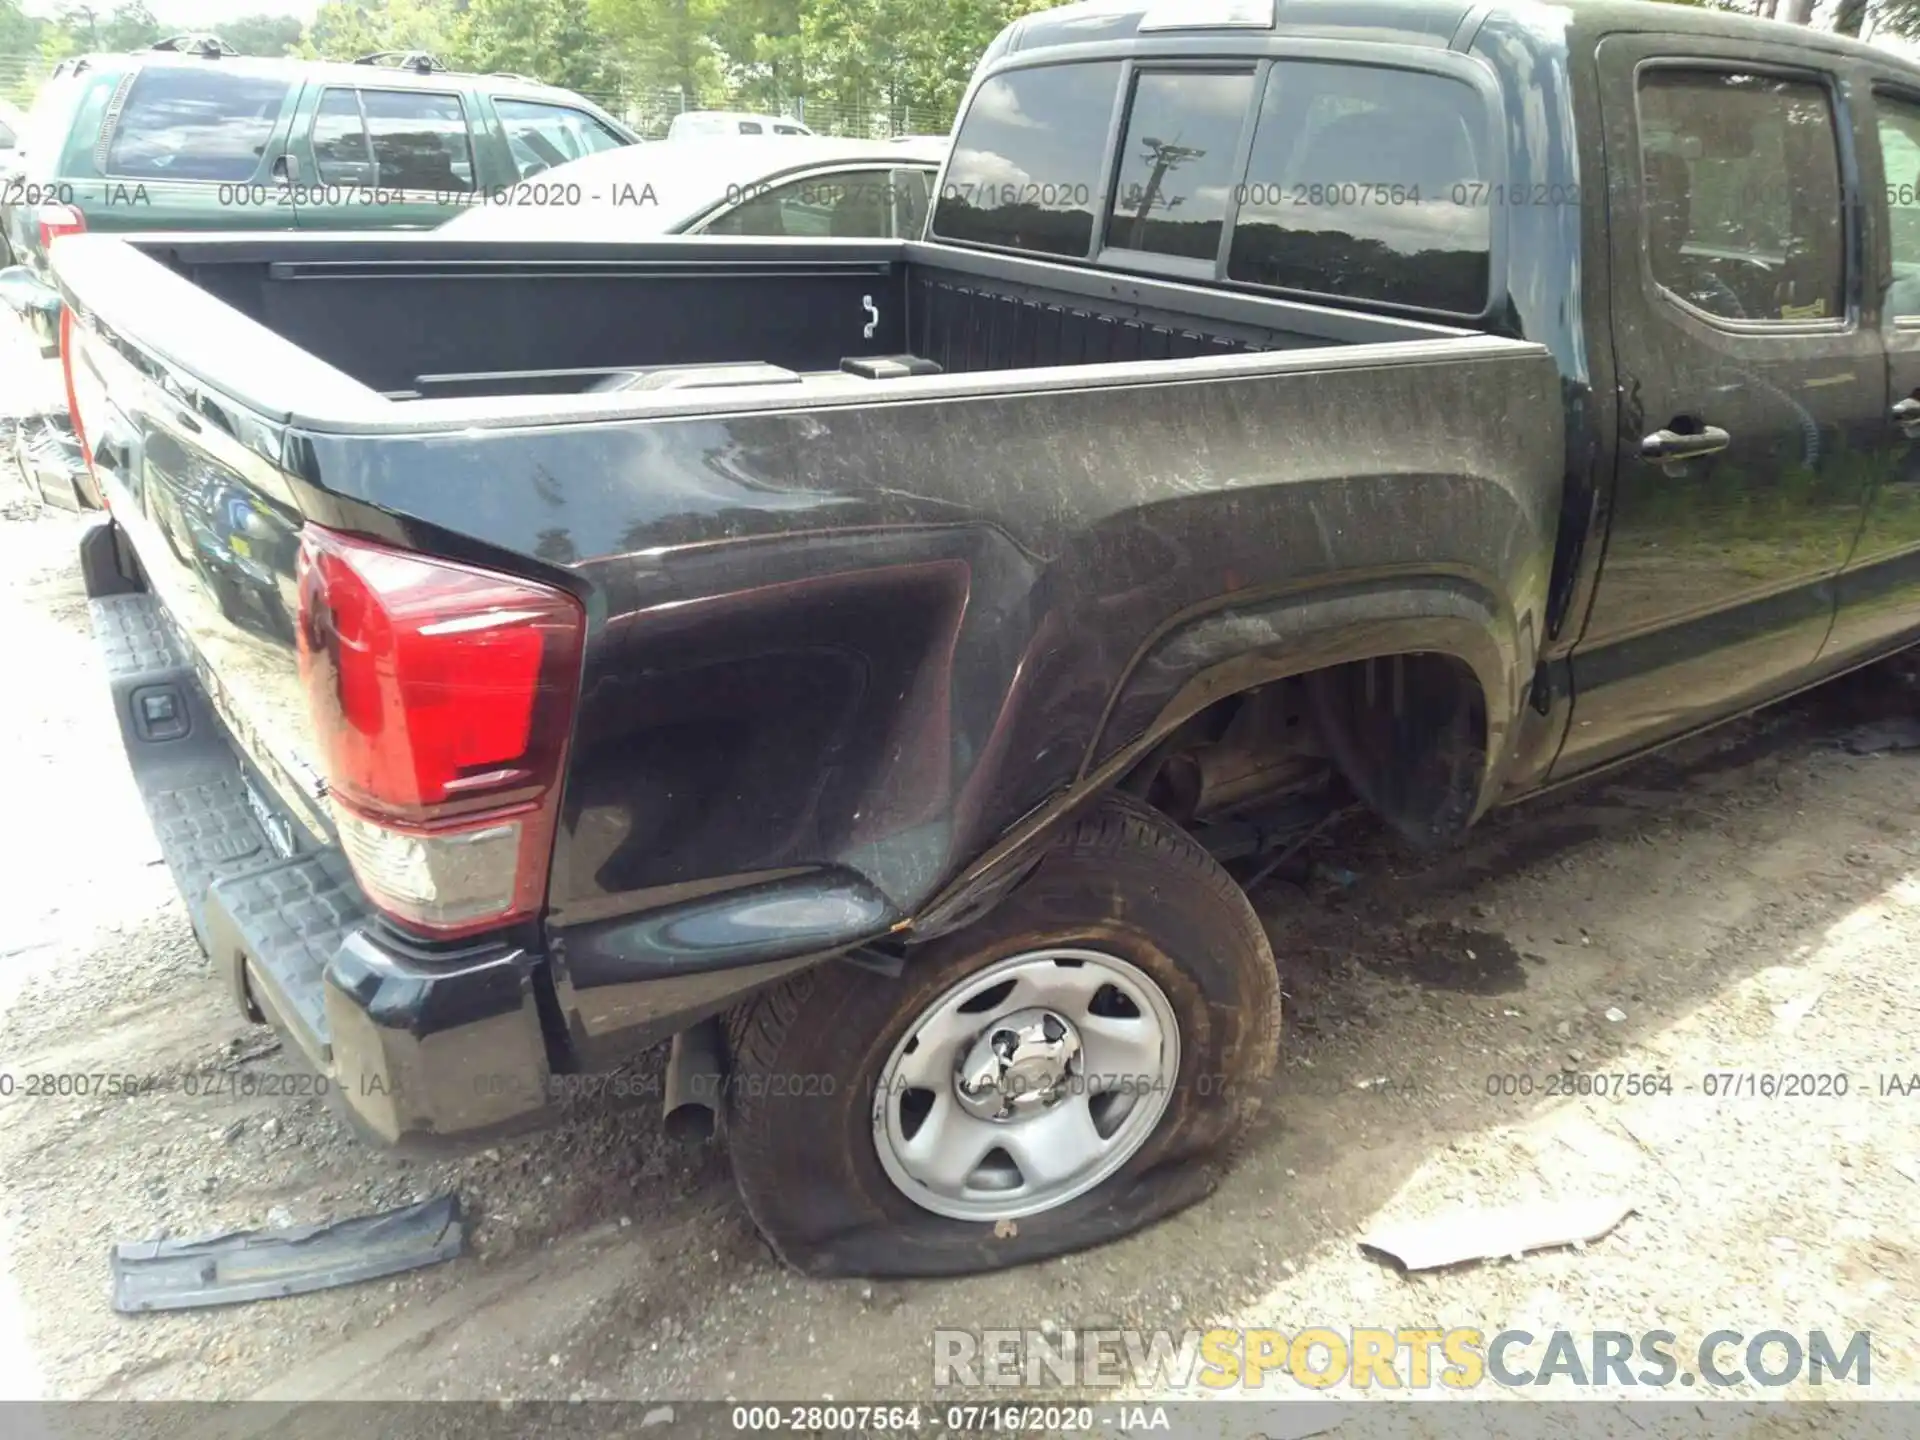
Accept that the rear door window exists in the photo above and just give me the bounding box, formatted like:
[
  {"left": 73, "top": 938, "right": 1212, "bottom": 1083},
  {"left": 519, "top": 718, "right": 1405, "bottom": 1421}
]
[
  {"left": 1228, "top": 62, "right": 1492, "bottom": 314},
  {"left": 103, "top": 66, "right": 291, "bottom": 182},
  {"left": 312, "top": 88, "right": 376, "bottom": 186},
  {"left": 313, "top": 87, "right": 474, "bottom": 191},
  {"left": 363, "top": 89, "right": 473, "bottom": 191},
  {"left": 1877, "top": 91, "right": 1920, "bottom": 318},
  {"left": 931, "top": 61, "right": 1123, "bottom": 257}
]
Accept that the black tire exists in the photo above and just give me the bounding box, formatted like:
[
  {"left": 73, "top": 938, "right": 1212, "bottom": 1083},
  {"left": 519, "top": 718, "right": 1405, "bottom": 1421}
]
[{"left": 723, "top": 793, "right": 1281, "bottom": 1278}]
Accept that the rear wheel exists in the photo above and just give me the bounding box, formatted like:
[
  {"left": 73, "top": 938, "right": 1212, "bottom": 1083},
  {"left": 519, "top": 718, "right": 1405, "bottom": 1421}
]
[{"left": 724, "top": 793, "right": 1281, "bottom": 1277}]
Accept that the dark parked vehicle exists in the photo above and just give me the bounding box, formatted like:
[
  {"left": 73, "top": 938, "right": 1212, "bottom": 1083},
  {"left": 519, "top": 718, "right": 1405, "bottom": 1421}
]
[{"left": 52, "top": 0, "right": 1920, "bottom": 1276}]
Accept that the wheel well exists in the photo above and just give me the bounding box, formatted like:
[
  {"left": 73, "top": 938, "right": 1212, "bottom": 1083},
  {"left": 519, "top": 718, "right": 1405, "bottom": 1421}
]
[{"left": 1119, "top": 652, "right": 1488, "bottom": 855}]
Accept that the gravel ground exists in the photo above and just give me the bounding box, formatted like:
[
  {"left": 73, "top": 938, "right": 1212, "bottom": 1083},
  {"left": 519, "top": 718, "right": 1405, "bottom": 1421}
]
[{"left": 3, "top": 324, "right": 1919, "bottom": 1424}]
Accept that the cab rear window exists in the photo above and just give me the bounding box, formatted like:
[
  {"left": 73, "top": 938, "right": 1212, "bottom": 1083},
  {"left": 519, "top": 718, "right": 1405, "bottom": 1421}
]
[
  {"left": 1228, "top": 63, "right": 1491, "bottom": 315},
  {"left": 931, "top": 61, "right": 1121, "bottom": 258},
  {"left": 932, "top": 56, "right": 1493, "bottom": 316}
]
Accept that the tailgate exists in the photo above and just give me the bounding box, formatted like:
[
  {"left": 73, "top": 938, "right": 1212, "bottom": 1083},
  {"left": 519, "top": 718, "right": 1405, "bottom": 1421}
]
[
  {"left": 65, "top": 310, "right": 331, "bottom": 856},
  {"left": 55, "top": 236, "right": 372, "bottom": 861},
  {"left": 58, "top": 237, "right": 562, "bottom": 1145}
]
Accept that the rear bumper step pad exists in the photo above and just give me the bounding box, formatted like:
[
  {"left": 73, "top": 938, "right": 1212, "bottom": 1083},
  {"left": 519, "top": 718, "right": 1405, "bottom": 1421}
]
[{"left": 88, "top": 566, "right": 557, "bottom": 1152}]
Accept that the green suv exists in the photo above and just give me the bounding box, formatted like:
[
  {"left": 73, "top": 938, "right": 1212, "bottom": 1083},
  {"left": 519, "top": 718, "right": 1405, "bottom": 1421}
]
[{"left": 0, "top": 36, "right": 639, "bottom": 356}]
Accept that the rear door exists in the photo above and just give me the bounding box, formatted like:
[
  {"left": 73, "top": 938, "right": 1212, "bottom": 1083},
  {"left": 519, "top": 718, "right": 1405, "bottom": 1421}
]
[
  {"left": 287, "top": 83, "right": 475, "bottom": 228},
  {"left": 1553, "top": 37, "right": 1880, "bottom": 778}
]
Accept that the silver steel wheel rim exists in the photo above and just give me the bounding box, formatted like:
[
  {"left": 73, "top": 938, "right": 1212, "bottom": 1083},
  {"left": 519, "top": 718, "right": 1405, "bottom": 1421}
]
[{"left": 871, "top": 948, "right": 1182, "bottom": 1222}]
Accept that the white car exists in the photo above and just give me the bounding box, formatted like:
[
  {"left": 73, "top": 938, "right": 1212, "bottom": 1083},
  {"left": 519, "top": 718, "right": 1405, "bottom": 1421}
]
[
  {"left": 438, "top": 135, "right": 946, "bottom": 241},
  {"left": 666, "top": 110, "right": 814, "bottom": 140}
]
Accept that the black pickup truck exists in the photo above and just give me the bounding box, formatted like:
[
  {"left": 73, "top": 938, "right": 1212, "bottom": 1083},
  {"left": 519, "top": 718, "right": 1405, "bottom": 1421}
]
[{"left": 51, "top": 0, "right": 1920, "bottom": 1277}]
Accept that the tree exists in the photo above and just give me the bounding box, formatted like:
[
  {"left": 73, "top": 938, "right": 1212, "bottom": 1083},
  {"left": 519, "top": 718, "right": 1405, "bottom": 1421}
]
[
  {"left": 0, "top": 0, "right": 48, "bottom": 105},
  {"left": 97, "top": 0, "right": 160, "bottom": 50},
  {"left": 705, "top": 0, "right": 803, "bottom": 108},
  {"left": 591, "top": 0, "right": 723, "bottom": 100},
  {"left": 300, "top": 0, "right": 472, "bottom": 62},
  {"left": 467, "top": 0, "right": 618, "bottom": 94},
  {"left": 222, "top": 13, "right": 306, "bottom": 56},
  {"left": 796, "top": 0, "right": 1048, "bottom": 132}
]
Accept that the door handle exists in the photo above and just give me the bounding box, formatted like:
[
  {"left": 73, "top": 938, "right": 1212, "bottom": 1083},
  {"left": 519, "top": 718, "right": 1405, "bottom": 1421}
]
[
  {"left": 271, "top": 153, "right": 299, "bottom": 184},
  {"left": 1640, "top": 424, "right": 1731, "bottom": 463},
  {"left": 1894, "top": 397, "right": 1920, "bottom": 435}
]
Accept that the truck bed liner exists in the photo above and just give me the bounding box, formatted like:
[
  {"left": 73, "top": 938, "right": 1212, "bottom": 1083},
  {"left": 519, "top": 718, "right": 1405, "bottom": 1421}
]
[{"left": 71, "top": 234, "right": 1472, "bottom": 419}]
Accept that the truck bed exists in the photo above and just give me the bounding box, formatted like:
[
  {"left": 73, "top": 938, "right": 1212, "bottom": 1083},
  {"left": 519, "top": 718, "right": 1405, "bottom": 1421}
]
[{"left": 66, "top": 233, "right": 1477, "bottom": 420}]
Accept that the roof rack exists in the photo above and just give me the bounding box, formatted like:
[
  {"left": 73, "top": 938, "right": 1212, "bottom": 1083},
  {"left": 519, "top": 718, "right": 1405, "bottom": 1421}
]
[
  {"left": 352, "top": 50, "right": 449, "bottom": 73},
  {"left": 489, "top": 71, "right": 541, "bottom": 82},
  {"left": 150, "top": 33, "right": 237, "bottom": 57}
]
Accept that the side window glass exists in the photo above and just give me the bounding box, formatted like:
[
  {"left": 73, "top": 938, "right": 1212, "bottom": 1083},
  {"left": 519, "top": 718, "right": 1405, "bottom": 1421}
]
[
  {"left": 702, "top": 169, "right": 897, "bottom": 237},
  {"left": 738, "top": 120, "right": 763, "bottom": 134},
  {"left": 360, "top": 89, "right": 473, "bottom": 192},
  {"left": 1106, "top": 69, "right": 1255, "bottom": 261},
  {"left": 103, "top": 67, "right": 291, "bottom": 181},
  {"left": 496, "top": 98, "right": 627, "bottom": 180},
  {"left": 1877, "top": 92, "right": 1920, "bottom": 319},
  {"left": 312, "top": 89, "right": 375, "bottom": 186},
  {"left": 892, "top": 167, "right": 932, "bottom": 238},
  {"left": 1638, "top": 69, "right": 1843, "bottom": 323}
]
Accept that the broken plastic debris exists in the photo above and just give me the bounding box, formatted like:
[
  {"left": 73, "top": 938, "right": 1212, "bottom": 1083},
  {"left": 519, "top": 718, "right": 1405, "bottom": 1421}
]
[
  {"left": 111, "top": 1193, "right": 464, "bottom": 1313},
  {"left": 1604, "top": 1006, "right": 1627, "bottom": 1023},
  {"left": 1360, "top": 1195, "right": 1634, "bottom": 1272}
]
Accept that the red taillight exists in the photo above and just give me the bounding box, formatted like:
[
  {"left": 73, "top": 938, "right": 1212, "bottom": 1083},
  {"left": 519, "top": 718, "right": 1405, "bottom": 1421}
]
[
  {"left": 59, "top": 308, "right": 87, "bottom": 459},
  {"left": 38, "top": 202, "right": 85, "bottom": 252},
  {"left": 58, "top": 308, "right": 108, "bottom": 511},
  {"left": 295, "top": 525, "right": 585, "bottom": 938}
]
